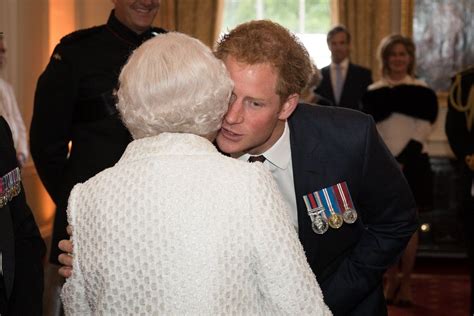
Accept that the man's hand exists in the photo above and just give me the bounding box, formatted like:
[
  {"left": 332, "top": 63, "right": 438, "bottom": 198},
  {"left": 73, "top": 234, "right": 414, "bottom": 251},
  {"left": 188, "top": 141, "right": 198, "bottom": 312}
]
[{"left": 58, "top": 225, "right": 73, "bottom": 278}]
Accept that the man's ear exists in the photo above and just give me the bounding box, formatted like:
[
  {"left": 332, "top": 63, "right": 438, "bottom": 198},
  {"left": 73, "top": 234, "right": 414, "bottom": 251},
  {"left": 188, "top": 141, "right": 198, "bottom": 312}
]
[{"left": 278, "top": 93, "right": 299, "bottom": 120}]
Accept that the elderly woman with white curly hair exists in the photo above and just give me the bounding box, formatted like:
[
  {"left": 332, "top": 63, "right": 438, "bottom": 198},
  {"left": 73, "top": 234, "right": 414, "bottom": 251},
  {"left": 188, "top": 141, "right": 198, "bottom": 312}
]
[{"left": 60, "top": 32, "right": 331, "bottom": 315}]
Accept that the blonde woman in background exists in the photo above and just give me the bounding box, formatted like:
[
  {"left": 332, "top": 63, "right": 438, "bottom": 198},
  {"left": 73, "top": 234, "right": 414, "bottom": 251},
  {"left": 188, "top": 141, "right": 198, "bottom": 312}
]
[{"left": 362, "top": 34, "right": 438, "bottom": 307}]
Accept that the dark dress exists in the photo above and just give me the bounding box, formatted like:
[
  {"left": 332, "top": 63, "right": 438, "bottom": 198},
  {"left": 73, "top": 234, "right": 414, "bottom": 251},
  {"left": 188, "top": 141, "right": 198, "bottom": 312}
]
[
  {"left": 361, "top": 83, "right": 438, "bottom": 210},
  {"left": 30, "top": 10, "right": 166, "bottom": 264}
]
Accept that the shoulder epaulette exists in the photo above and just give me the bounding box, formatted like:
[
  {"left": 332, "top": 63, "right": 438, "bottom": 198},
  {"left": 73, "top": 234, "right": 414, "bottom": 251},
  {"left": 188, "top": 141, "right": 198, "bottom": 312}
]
[{"left": 60, "top": 25, "right": 104, "bottom": 44}]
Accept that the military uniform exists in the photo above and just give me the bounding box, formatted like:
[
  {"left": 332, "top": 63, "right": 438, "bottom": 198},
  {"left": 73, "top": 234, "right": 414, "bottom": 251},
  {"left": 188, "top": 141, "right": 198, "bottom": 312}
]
[
  {"left": 445, "top": 67, "right": 474, "bottom": 314},
  {"left": 1, "top": 116, "right": 45, "bottom": 315},
  {"left": 30, "top": 10, "right": 166, "bottom": 264}
]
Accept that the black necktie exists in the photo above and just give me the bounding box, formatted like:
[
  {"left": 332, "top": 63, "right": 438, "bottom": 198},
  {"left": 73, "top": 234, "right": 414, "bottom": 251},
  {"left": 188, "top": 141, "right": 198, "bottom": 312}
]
[{"left": 248, "top": 155, "right": 266, "bottom": 163}]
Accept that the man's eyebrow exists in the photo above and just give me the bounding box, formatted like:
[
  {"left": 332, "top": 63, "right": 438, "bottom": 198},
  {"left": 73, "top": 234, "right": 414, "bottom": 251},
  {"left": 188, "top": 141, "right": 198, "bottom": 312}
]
[{"left": 245, "top": 96, "right": 266, "bottom": 102}]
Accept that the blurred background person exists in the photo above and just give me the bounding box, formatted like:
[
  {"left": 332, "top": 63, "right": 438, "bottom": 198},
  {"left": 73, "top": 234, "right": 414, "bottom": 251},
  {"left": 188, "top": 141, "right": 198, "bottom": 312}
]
[
  {"left": 60, "top": 32, "right": 331, "bottom": 315},
  {"left": 301, "top": 63, "right": 333, "bottom": 106},
  {"left": 361, "top": 34, "right": 438, "bottom": 307},
  {"left": 0, "top": 33, "right": 28, "bottom": 167},
  {"left": 0, "top": 116, "right": 45, "bottom": 315},
  {"left": 29, "top": 1, "right": 164, "bottom": 314},
  {"left": 315, "top": 25, "right": 372, "bottom": 110},
  {"left": 445, "top": 66, "right": 474, "bottom": 314},
  {"left": 30, "top": 0, "right": 164, "bottom": 268}
]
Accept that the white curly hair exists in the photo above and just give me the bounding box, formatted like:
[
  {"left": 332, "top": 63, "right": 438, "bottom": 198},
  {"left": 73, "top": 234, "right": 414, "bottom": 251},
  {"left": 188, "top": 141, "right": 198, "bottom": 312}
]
[{"left": 117, "top": 32, "right": 233, "bottom": 139}]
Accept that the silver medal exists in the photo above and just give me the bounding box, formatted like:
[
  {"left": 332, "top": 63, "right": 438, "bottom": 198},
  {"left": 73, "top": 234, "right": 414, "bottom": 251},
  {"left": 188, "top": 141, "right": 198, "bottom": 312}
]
[
  {"left": 342, "top": 208, "right": 358, "bottom": 224},
  {"left": 311, "top": 214, "right": 329, "bottom": 234}
]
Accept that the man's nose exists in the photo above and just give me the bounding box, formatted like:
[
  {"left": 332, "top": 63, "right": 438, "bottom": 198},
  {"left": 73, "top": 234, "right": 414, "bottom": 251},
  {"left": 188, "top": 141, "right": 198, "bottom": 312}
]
[
  {"left": 224, "top": 100, "right": 244, "bottom": 124},
  {"left": 139, "top": 0, "right": 155, "bottom": 6}
]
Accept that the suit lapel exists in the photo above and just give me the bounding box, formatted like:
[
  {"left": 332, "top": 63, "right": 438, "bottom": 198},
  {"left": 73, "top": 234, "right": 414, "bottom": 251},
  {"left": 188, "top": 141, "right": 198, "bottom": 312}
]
[
  {"left": 289, "top": 106, "right": 363, "bottom": 279},
  {"left": 289, "top": 111, "right": 329, "bottom": 259},
  {"left": 340, "top": 63, "right": 354, "bottom": 106},
  {"left": 322, "top": 67, "right": 336, "bottom": 104}
]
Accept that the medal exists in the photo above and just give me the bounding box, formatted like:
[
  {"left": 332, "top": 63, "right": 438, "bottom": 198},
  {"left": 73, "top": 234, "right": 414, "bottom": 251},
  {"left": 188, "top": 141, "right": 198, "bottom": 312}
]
[
  {"left": 303, "top": 194, "right": 329, "bottom": 235},
  {"left": 328, "top": 185, "right": 356, "bottom": 224},
  {"left": 342, "top": 208, "right": 357, "bottom": 224},
  {"left": 320, "top": 188, "right": 343, "bottom": 229},
  {"left": 311, "top": 214, "right": 329, "bottom": 234},
  {"left": 303, "top": 181, "right": 358, "bottom": 233},
  {"left": 328, "top": 213, "right": 343, "bottom": 229},
  {"left": 0, "top": 195, "right": 7, "bottom": 208},
  {"left": 0, "top": 167, "right": 21, "bottom": 207},
  {"left": 335, "top": 182, "right": 358, "bottom": 224}
]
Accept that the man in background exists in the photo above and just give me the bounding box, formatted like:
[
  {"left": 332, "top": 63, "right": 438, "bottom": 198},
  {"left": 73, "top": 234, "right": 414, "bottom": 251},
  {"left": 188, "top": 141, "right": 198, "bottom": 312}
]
[
  {"left": 30, "top": 0, "right": 164, "bottom": 313},
  {"left": 31, "top": 0, "right": 164, "bottom": 267},
  {"left": 315, "top": 25, "right": 372, "bottom": 110},
  {"left": 445, "top": 66, "right": 474, "bottom": 314},
  {"left": 0, "top": 116, "right": 45, "bottom": 315},
  {"left": 0, "top": 33, "right": 29, "bottom": 166}
]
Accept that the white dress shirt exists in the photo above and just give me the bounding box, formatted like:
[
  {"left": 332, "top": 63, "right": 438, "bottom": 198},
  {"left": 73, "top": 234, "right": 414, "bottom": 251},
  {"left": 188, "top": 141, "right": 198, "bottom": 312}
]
[
  {"left": 238, "top": 122, "right": 298, "bottom": 231},
  {"left": 330, "top": 58, "right": 349, "bottom": 98}
]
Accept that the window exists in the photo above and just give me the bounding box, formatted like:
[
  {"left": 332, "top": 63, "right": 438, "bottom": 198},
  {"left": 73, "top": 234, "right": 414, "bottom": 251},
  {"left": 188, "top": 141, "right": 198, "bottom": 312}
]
[{"left": 221, "top": 0, "right": 332, "bottom": 68}]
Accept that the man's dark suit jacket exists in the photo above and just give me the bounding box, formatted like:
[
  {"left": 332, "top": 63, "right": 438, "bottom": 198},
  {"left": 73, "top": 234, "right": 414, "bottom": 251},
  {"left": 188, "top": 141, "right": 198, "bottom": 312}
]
[
  {"left": 0, "top": 116, "right": 45, "bottom": 315},
  {"left": 316, "top": 63, "right": 372, "bottom": 110},
  {"left": 288, "top": 104, "right": 418, "bottom": 315}
]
